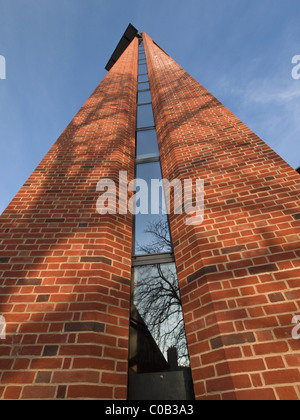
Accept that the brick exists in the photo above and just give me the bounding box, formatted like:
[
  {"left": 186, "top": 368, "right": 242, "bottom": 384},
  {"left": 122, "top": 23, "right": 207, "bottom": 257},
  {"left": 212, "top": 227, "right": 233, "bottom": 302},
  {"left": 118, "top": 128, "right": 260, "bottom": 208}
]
[
  {"left": 265, "top": 356, "right": 285, "bottom": 370},
  {"left": 223, "top": 388, "right": 276, "bottom": 400},
  {"left": 187, "top": 265, "right": 218, "bottom": 283},
  {"left": 35, "top": 372, "right": 52, "bottom": 384},
  {"left": 52, "top": 371, "right": 99, "bottom": 384},
  {"left": 64, "top": 322, "right": 105, "bottom": 333},
  {"left": 0, "top": 359, "right": 14, "bottom": 370},
  {"left": 67, "top": 385, "right": 113, "bottom": 400},
  {"left": 72, "top": 357, "right": 115, "bottom": 371},
  {"left": 263, "top": 369, "right": 300, "bottom": 385},
  {"left": 268, "top": 292, "right": 285, "bottom": 302},
  {"left": 56, "top": 385, "right": 67, "bottom": 399},
  {"left": 42, "top": 346, "right": 59, "bottom": 357},
  {"left": 206, "top": 376, "right": 234, "bottom": 393},
  {"left": 211, "top": 332, "right": 256, "bottom": 349},
  {"left": 3, "top": 387, "right": 22, "bottom": 400},
  {"left": 221, "top": 245, "right": 246, "bottom": 255},
  {"left": 17, "top": 278, "right": 42, "bottom": 286},
  {"left": 264, "top": 301, "right": 297, "bottom": 315},
  {"left": 244, "top": 316, "right": 278, "bottom": 330},
  {"left": 251, "top": 373, "right": 263, "bottom": 387},
  {"left": 80, "top": 256, "right": 112, "bottom": 265},
  {"left": 59, "top": 345, "right": 103, "bottom": 357},
  {"left": 285, "top": 354, "right": 300, "bottom": 367},
  {"left": 1, "top": 372, "right": 35, "bottom": 384},
  {"left": 21, "top": 386, "right": 56, "bottom": 399},
  {"left": 222, "top": 359, "right": 266, "bottom": 374},
  {"left": 276, "top": 386, "right": 299, "bottom": 400},
  {"left": 248, "top": 264, "right": 278, "bottom": 275},
  {"left": 102, "top": 372, "right": 127, "bottom": 386},
  {"left": 207, "top": 374, "right": 251, "bottom": 393},
  {"left": 253, "top": 341, "right": 289, "bottom": 356}
]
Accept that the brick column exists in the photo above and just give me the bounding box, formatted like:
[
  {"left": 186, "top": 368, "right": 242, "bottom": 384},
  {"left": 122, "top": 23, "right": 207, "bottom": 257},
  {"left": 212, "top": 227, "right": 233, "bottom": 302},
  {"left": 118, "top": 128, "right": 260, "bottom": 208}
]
[
  {"left": 144, "top": 32, "right": 300, "bottom": 400},
  {"left": 0, "top": 38, "right": 138, "bottom": 400}
]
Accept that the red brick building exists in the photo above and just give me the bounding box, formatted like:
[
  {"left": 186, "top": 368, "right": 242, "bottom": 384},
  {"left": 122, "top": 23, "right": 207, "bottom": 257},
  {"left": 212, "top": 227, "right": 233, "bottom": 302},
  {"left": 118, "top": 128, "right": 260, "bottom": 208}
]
[{"left": 0, "top": 25, "right": 300, "bottom": 400}]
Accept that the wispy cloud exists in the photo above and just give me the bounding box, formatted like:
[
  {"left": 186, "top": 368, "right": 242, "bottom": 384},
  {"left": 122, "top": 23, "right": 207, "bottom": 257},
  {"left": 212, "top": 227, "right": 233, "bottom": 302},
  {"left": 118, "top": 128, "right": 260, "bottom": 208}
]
[
  {"left": 229, "top": 80, "right": 300, "bottom": 105},
  {"left": 214, "top": 61, "right": 300, "bottom": 170}
]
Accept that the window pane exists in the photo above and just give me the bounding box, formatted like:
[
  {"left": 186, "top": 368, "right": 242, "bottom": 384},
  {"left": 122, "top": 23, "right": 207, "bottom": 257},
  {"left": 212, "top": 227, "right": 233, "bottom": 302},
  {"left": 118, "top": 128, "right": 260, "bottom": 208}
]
[
  {"left": 134, "top": 162, "right": 171, "bottom": 255},
  {"left": 134, "top": 212, "right": 171, "bottom": 255},
  {"left": 128, "top": 263, "right": 194, "bottom": 400},
  {"left": 131, "top": 263, "right": 190, "bottom": 368},
  {"left": 138, "top": 74, "right": 149, "bottom": 82},
  {"left": 138, "top": 90, "right": 152, "bottom": 104},
  {"left": 138, "top": 81, "right": 150, "bottom": 91},
  {"left": 137, "top": 103, "right": 155, "bottom": 128},
  {"left": 136, "top": 129, "right": 159, "bottom": 159},
  {"left": 138, "top": 63, "right": 147, "bottom": 74}
]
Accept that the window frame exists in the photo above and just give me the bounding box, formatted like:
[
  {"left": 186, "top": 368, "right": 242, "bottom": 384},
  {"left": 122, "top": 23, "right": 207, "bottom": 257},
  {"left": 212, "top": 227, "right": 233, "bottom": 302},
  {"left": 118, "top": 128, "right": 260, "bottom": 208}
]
[
  {"left": 136, "top": 102, "right": 155, "bottom": 129},
  {"left": 132, "top": 253, "right": 175, "bottom": 267}
]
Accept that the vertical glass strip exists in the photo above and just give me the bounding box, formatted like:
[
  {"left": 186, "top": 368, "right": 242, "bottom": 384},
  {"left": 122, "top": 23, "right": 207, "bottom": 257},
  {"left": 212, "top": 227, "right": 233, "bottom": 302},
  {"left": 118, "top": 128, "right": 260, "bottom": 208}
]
[{"left": 128, "top": 38, "right": 194, "bottom": 401}]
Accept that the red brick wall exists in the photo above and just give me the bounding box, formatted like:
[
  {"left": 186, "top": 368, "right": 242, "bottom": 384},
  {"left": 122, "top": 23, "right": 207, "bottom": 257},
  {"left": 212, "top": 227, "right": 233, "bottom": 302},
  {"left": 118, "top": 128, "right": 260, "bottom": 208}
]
[
  {"left": 0, "top": 38, "right": 138, "bottom": 400},
  {"left": 144, "top": 32, "right": 300, "bottom": 400}
]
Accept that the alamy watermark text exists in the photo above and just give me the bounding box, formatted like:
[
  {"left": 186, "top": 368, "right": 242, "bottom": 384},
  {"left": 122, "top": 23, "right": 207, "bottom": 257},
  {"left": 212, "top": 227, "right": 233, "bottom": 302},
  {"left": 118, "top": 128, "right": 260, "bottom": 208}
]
[
  {"left": 292, "top": 315, "right": 300, "bottom": 340},
  {"left": 0, "top": 315, "right": 6, "bottom": 339},
  {"left": 0, "top": 55, "right": 6, "bottom": 80},
  {"left": 96, "top": 171, "right": 205, "bottom": 226},
  {"left": 292, "top": 55, "right": 300, "bottom": 80}
]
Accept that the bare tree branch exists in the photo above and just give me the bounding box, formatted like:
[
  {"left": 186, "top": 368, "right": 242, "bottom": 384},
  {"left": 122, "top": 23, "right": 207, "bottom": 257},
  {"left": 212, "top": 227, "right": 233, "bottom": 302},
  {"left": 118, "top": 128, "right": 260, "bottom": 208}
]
[{"left": 133, "top": 219, "right": 189, "bottom": 366}]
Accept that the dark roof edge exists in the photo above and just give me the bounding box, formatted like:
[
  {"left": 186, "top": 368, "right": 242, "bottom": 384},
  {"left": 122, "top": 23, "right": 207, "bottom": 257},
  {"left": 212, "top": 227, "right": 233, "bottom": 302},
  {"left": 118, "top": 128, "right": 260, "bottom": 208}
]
[{"left": 105, "top": 23, "right": 140, "bottom": 71}]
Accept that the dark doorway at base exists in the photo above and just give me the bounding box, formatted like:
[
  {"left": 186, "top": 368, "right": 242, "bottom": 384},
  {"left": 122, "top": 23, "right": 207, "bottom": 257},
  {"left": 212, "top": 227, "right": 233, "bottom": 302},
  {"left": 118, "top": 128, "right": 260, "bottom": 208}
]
[{"left": 128, "top": 369, "right": 195, "bottom": 400}]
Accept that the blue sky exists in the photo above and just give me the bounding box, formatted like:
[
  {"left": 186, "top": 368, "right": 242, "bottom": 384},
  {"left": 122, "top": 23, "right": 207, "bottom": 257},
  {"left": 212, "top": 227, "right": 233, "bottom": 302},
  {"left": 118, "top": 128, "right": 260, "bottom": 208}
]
[{"left": 0, "top": 0, "right": 300, "bottom": 214}]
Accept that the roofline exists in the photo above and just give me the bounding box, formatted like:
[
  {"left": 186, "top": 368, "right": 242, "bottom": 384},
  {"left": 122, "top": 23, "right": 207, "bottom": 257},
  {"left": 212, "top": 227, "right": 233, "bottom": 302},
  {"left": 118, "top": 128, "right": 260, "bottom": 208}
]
[{"left": 105, "top": 23, "right": 140, "bottom": 71}]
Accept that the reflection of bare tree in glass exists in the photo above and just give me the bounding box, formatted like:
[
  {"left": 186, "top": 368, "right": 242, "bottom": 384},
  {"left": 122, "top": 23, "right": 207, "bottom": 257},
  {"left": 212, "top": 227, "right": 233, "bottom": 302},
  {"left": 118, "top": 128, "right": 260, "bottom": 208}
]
[
  {"left": 134, "top": 220, "right": 189, "bottom": 366},
  {"left": 136, "top": 218, "right": 172, "bottom": 254}
]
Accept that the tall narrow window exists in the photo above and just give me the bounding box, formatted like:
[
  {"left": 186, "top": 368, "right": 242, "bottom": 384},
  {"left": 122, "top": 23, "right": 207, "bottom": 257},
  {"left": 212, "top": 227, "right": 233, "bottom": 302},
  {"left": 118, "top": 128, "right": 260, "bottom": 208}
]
[{"left": 128, "top": 38, "right": 194, "bottom": 401}]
